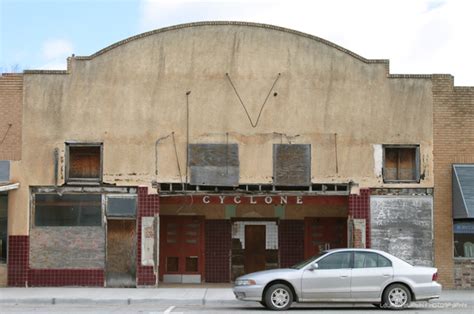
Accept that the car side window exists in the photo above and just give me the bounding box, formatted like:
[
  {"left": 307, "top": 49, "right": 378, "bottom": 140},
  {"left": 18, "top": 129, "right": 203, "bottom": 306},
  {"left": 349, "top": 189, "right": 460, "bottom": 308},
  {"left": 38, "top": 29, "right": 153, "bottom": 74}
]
[
  {"left": 317, "top": 252, "right": 351, "bottom": 269},
  {"left": 377, "top": 254, "right": 392, "bottom": 267},
  {"left": 354, "top": 252, "right": 378, "bottom": 268},
  {"left": 354, "top": 252, "right": 392, "bottom": 268}
]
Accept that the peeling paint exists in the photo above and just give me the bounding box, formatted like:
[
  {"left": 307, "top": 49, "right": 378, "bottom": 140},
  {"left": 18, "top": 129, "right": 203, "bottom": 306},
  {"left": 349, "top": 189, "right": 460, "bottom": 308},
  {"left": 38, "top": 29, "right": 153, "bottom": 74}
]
[
  {"left": 373, "top": 144, "right": 382, "bottom": 178},
  {"left": 371, "top": 196, "right": 433, "bottom": 266}
]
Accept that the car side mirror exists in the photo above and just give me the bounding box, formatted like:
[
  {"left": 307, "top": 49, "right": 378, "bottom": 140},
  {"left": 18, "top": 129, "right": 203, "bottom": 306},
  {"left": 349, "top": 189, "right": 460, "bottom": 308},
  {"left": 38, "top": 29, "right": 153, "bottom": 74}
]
[{"left": 310, "top": 262, "right": 319, "bottom": 270}]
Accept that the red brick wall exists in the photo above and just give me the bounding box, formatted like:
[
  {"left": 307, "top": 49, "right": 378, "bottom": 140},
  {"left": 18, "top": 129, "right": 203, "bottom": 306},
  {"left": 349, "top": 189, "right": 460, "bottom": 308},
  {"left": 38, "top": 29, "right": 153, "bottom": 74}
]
[
  {"left": 0, "top": 74, "right": 22, "bottom": 160},
  {"left": 279, "top": 220, "right": 304, "bottom": 268},
  {"left": 205, "top": 220, "right": 231, "bottom": 282},
  {"left": 348, "top": 189, "right": 371, "bottom": 248},
  {"left": 136, "top": 187, "right": 159, "bottom": 286}
]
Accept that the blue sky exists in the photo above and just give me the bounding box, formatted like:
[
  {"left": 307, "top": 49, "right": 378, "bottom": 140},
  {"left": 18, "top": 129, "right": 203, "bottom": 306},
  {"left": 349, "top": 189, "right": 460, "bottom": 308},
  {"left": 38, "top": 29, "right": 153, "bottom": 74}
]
[{"left": 1, "top": 0, "right": 473, "bottom": 85}]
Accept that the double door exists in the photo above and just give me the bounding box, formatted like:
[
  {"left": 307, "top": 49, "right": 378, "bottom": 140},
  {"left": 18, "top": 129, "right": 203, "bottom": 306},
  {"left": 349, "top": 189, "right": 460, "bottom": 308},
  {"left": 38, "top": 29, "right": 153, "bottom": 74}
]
[{"left": 159, "top": 216, "right": 204, "bottom": 283}]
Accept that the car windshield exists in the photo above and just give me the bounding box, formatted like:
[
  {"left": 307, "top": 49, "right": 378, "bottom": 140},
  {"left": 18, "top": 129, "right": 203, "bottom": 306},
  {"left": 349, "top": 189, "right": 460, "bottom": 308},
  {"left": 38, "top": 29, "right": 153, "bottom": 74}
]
[{"left": 289, "top": 252, "right": 329, "bottom": 269}]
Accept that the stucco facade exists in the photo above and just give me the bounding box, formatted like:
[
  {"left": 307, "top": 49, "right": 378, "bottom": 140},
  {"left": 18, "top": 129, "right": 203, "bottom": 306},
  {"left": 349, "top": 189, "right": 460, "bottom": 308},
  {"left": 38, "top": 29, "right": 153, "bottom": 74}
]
[{"left": 1, "top": 22, "right": 471, "bottom": 288}]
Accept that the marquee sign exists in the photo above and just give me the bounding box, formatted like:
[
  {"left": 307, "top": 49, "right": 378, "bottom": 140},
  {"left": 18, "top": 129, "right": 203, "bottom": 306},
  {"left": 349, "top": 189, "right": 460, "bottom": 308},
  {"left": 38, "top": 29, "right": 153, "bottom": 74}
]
[
  {"left": 159, "top": 194, "right": 348, "bottom": 206},
  {"left": 202, "top": 195, "right": 303, "bottom": 205}
]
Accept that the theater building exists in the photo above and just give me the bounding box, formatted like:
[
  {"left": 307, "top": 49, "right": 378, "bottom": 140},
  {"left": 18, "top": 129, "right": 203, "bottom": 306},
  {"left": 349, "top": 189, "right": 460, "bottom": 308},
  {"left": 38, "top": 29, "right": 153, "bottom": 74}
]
[{"left": 0, "top": 22, "right": 472, "bottom": 288}]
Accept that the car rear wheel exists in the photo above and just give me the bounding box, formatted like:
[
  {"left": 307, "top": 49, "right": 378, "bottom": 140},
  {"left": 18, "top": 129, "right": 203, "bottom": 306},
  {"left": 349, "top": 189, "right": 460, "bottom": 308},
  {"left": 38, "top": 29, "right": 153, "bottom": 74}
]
[
  {"left": 264, "top": 284, "right": 293, "bottom": 311},
  {"left": 382, "top": 283, "right": 411, "bottom": 310}
]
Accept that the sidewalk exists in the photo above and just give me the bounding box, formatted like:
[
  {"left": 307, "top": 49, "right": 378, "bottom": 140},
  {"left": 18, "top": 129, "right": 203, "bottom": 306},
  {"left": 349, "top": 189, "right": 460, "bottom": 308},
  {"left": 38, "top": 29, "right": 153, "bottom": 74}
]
[
  {"left": 0, "top": 285, "right": 472, "bottom": 306},
  {"left": 0, "top": 284, "right": 236, "bottom": 306}
]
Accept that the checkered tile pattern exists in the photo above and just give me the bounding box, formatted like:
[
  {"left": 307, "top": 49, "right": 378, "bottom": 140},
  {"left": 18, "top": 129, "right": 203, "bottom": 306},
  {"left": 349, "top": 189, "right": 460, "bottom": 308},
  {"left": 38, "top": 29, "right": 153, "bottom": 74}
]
[
  {"left": 279, "top": 220, "right": 304, "bottom": 268},
  {"left": 28, "top": 269, "right": 104, "bottom": 286},
  {"left": 7, "top": 236, "right": 29, "bottom": 287},
  {"left": 136, "top": 186, "right": 159, "bottom": 286},
  {"left": 205, "top": 220, "right": 231, "bottom": 282},
  {"left": 349, "top": 188, "right": 371, "bottom": 248}
]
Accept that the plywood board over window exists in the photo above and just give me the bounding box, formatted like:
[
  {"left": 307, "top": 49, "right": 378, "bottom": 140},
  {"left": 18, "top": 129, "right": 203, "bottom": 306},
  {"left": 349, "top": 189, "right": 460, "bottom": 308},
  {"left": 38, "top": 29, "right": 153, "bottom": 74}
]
[
  {"left": 273, "top": 144, "right": 311, "bottom": 186},
  {"left": 189, "top": 144, "right": 239, "bottom": 186},
  {"left": 66, "top": 143, "right": 103, "bottom": 184}
]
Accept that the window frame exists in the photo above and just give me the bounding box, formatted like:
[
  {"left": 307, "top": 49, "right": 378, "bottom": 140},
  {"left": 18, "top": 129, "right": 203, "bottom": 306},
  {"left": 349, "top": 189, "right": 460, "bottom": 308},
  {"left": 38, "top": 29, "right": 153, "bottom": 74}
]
[
  {"left": 65, "top": 142, "right": 103, "bottom": 184},
  {"left": 105, "top": 194, "right": 137, "bottom": 219},
  {"left": 382, "top": 144, "right": 420, "bottom": 183},
  {"left": 453, "top": 220, "right": 474, "bottom": 259},
  {"left": 32, "top": 192, "right": 104, "bottom": 228}
]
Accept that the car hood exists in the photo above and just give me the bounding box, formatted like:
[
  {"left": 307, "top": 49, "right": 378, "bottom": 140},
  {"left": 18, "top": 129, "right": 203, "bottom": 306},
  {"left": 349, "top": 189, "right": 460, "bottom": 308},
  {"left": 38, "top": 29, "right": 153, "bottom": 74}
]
[{"left": 237, "top": 268, "right": 299, "bottom": 280}]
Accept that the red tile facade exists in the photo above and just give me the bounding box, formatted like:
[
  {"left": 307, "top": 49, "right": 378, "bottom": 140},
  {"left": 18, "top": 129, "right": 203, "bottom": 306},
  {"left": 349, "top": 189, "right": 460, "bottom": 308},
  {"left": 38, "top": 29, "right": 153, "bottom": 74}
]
[
  {"left": 8, "top": 235, "right": 105, "bottom": 287},
  {"left": 136, "top": 186, "right": 159, "bottom": 286},
  {"left": 7, "top": 235, "right": 29, "bottom": 287},
  {"left": 8, "top": 186, "right": 161, "bottom": 287},
  {"left": 205, "top": 220, "right": 231, "bottom": 282},
  {"left": 28, "top": 269, "right": 103, "bottom": 287},
  {"left": 348, "top": 188, "right": 371, "bottom": 248},
  {"left": 279, "top": 220, "right": 305, "bottom": 268}
]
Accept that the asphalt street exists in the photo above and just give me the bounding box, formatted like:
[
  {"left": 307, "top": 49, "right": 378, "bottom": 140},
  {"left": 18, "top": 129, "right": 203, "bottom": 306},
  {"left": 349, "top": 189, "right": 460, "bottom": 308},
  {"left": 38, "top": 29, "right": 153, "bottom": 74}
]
[{"left": 3, "top": 301, "right": 473, "bottom": 314}]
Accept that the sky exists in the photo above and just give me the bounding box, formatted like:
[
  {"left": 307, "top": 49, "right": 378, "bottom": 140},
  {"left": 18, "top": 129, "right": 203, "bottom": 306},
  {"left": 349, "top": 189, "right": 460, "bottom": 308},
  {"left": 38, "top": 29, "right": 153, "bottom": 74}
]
[{"left": 1, "top": 0, "right": 473, "bottom": 85}]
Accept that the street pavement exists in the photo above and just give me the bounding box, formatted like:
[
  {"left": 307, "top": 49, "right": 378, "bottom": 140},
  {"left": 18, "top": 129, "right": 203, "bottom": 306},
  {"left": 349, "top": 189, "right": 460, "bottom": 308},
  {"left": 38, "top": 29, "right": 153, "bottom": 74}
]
[{"left": 0, "top": 285, "right": 473, "bottom": 313}]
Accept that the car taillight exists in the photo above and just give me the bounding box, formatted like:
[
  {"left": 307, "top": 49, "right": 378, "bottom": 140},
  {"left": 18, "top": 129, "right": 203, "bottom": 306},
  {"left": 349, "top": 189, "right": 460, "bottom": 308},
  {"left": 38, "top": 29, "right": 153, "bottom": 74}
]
[{"left": 432, "top": 272, "right": 438, "bottom": 281}]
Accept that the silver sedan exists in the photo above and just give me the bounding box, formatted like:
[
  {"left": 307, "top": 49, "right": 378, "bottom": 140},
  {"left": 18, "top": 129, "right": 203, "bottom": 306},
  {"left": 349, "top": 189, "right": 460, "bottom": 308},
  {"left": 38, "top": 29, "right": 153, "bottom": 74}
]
[{"left": 233, "top": 248, "right": 441, "bottom": 310}]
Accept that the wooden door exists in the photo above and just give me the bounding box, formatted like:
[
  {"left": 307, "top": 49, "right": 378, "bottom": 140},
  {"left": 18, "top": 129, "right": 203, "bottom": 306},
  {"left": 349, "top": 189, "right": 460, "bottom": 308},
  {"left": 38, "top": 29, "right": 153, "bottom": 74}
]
[
  {"left": 106, "top": 219, "right": 136, "bottom": 287},
  {"left": 304, "top": 217, "right": 347, "bottom": 259},
  {"left": 244, "top": 225, "right": 266, "bottom": 274}
]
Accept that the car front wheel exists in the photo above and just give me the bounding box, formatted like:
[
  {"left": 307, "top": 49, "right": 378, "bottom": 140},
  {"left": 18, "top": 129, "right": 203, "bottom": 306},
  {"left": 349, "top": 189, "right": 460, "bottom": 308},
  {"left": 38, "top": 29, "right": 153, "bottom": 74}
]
[
  {"left": 382, "top": 283, "right": 411, "bottom": 310},
  {"left": 264, "top": 283, "right": 293, "bottom": 311}
]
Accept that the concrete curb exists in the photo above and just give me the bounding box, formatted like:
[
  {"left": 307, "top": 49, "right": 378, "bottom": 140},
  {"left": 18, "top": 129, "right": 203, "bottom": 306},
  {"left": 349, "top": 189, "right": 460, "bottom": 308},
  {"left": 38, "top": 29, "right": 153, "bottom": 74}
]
[{"left": 0, "top": 298, "right": 241, "bottom": 306}]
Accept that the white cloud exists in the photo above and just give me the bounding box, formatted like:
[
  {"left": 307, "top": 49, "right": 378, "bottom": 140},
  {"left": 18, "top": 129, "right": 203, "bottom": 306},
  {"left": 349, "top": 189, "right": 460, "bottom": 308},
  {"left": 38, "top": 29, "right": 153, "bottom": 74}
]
[
  {"left": 40, "top": 38, "right": 74, "bottom": 70},
  {"left": 137, "top": 0, "right": 474, "bottom": 85}
]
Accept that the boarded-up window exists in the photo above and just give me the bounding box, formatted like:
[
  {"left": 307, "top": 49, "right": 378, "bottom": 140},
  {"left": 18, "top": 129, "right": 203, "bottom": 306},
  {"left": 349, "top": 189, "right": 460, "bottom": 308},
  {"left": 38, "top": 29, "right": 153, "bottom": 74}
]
[
  {"left": 383, "top": 146, "right": 419, "bottom": 182},
  {"left": 66, "top": 144, "right": 102, "bottom": 182},
  {"left": 189, "top": 144, "right": 239, "bottom": 186},
  {"left": 273, "top": 144, "right": 311, "bottom": 186},
  {"left": 106, "top": 195, "right": 137, "bottom": 217},
  {"left": 35, "top": 193, "right": 102, "bottom": 226}
]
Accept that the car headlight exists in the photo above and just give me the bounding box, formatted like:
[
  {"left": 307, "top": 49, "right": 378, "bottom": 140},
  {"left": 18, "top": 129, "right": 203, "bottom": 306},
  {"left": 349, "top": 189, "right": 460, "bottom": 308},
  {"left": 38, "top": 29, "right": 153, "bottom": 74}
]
[{"left": 234, "top": 279, "right": 256, "bottom": 286}]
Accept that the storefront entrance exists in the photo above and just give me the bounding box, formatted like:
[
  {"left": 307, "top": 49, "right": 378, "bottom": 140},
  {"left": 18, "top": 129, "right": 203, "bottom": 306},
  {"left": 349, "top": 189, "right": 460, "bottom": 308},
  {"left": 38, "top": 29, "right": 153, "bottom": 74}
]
[
  {"left": 244, "top": 225, "right": 266, "bottom": 274},
  {"left": 304, "top": 217, "right": 347, "bottom": 258},
  {"left": 159, "top": 215, "right": 205, "bottom": 283},
  {"left": 231, "top": 220, "right": 279, "bottom": 280}
]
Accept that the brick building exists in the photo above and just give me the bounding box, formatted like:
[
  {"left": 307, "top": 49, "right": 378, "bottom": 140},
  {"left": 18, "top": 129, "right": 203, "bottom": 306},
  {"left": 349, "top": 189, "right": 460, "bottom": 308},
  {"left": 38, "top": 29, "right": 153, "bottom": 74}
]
[
  {"left": 0, "top": 73, "right": 23, "bottom": 286},
  {"left": 432, "top": 76, "right": 474, "bottom": 288},
  {"left": 0, "top": 22, "right": 472, "bottom": 288}
]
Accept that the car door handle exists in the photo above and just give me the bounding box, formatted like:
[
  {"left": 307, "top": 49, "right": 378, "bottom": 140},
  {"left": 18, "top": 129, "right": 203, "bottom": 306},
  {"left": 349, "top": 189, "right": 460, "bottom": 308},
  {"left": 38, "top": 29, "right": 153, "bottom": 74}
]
[
  {"left": 340, "top": 275, "right": 348, "bottom": 278},
  {"left": 383, "top": 274, "right": 390, "bottom": 277}
]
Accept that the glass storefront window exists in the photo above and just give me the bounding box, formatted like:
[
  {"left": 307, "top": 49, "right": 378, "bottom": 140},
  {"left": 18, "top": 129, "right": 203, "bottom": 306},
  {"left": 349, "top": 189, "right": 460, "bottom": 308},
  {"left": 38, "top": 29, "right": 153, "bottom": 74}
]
[
  {"left": 34, "top": 193, "right": 102, "bottom": 227},
  {"left": 454, "top": 221, "right": 474, "bottom": 258}
]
